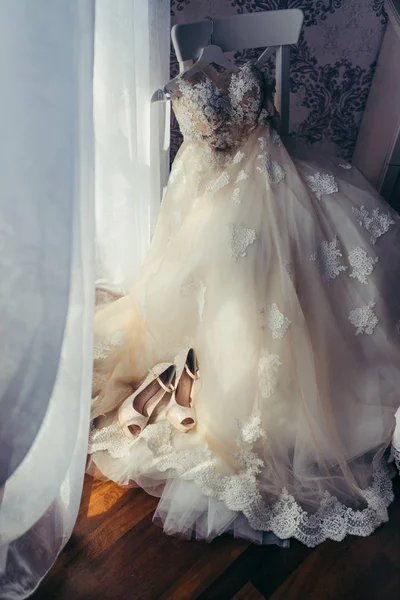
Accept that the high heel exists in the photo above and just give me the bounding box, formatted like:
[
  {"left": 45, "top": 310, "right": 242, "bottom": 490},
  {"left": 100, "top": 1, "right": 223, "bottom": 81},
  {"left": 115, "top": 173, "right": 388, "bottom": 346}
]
[
  {"left": 118, "top": 363, "right": 175, "bottom": 438},
  {"left": 167, "top": 349, "right": 199, "bottom": 433}
]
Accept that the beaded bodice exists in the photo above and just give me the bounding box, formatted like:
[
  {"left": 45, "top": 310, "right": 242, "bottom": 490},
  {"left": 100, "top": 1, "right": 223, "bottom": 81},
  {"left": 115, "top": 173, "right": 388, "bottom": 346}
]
[{"left": 170, "top": 61, "right": 278, "bottom": 151}]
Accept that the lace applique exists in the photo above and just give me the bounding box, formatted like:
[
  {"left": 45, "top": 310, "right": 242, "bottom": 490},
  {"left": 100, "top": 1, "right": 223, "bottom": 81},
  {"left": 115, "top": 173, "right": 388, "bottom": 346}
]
[
  {"left": 207, "top": 171, "right": 230, "bottom": 195},
  {"left": 195, "top": 144, "right": 229, "bottom": 171},
  {"left": 349, "top": 301, "right": 378, "bottom": 335},
  {"left": 352, "top": 206, "right": 395, "bottom": 245},
  {"left": 270, "top": 127, "right": 283, "bottom": 147},
  {"left": 232, "top": 150, "right": 245, "bottom": 165},
  {"left": 311, "top": 237, "right": 347, "bottom": 282},
  {"left": 258, "top": 108, "right": 270, "bottom": 125},
  {"left": 258, "top": 136, "right": 267, "bottom": 151},
  {"left": 258, "top": 350, "right": 282, "bottom": 398},
  {"left": 232, "top": 188, "right": 241, "bottom": 204},
  {"left": 169, "top": 158, "right": 186, "bottom": 185},
  {"left": 227, "top": 223, "right": 257, "bottom": 260},
  {"left": 88, "top": 420, "right": 136, "bottom": 459},
  {"left": 286, "top": 263, "right": 295, "bottom": 280},
  {"left": 306, "top": 172, "right": 338, "bottom": 200},
  {"left": 229, "top": 65, "right": 260, "bottom": 104},
  {"left": 262, "top": 303, "right": 291, "bottom": 339},
  {"left": 140, "top": 415, "right": 394, "bottom": 547},
  {"left": 94, "top": 332, "right": 124, "bottom": 360},
  {"left": 173, "top": 76, "right": 229, "bottom": 147},
  {"left": 348, "top": 248, "right": 378, "bottom": 284},
  {"left": 256, "top": 155, "right": 285, "bottom": 187},
  {"left": 181, "top": 276, "right": 206, "bottom": 321},
  {"left": 172, "top": 62, "right": 262, "bottom": 150},
  {"left": 235, "top": 170, "right": 249, "bottom": 183},
  {"left": 338, "top": 162, "right": 352, "bottom": 170}
]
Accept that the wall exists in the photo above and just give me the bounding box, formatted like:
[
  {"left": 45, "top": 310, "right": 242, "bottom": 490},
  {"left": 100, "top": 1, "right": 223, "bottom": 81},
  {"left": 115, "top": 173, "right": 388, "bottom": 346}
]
[{"left": 170, "top": 0, "right": 388, "bottom": 161}]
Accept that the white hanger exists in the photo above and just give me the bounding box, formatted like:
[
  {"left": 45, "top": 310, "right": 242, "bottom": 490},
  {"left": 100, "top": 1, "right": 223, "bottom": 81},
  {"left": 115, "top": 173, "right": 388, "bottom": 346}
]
[
  {"left": 256, "top": 46, "right": 279, "bottom": 68},
  {"left": 151, "top": 17, "right": 236, "bottom": 103}
]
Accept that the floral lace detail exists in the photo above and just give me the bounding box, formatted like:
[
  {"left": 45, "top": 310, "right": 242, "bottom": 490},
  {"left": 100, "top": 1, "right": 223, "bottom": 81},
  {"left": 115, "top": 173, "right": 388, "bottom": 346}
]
[
  {"left": 94, "top": 332, "right": 124, "bottom": 360},
  {"left": 258, "top": 350, "right": 282, "bottom": 398},
  {"left": 270, "top": 127, "right": 283, "bottom": 147},
  {"left": 348, "top": 248, "right": 378, "bottom": 284},
  {"left": 181, "top": 276, "right": 206, "bottom": 321},
  {"left": 338, "top": 162, "right": 352, "bottom": 170},
  {"left": 136, "top": 417, "right": 394, "bottom": 547},
  {"left": 256, "top": 155, "right": 285, "bottom": 187},
  {"left": 349, "top": 301, "right": 378, "bottom": 335},
  {"left": 258, "top": 136, "right": 267, "bottom": 151},
  {"left": 352, "top": 206, "right": 395, "bottom": 245},
  {"left": 169, "top": 158, "right": 186, "bottom": 185},
  {"left": 286, "top": 263, "right": 295, "bottom": 280},
  {"left": 88, "top": 420, "right": 136, "bottom": 459},
  {"left": 173, "top": 76, "right": 229, "bottom": 147},
  {"left": 227, "top": 223, "right": 257, "bottom": 260},
  {"left": 235, "top": 170, "right": 249, "bottom": 183},
  {"left": 257, "top": 108, "right": 270, "bottom": 125},
  {"left": 311, "top": 237, "right": 347, "bottom": 282},
  {"left": 172, "top": 62, "right": 262, "bottom": 150},
  {"left": 306, "top": 172, "right": 338, "bottom": 200},
  {"left": 262, "top": 303, "right": 291, "bottom": 340},
  {"left": 232, "top": 188, "right": 241, "bottom": 204},
  {"left": 195, "top": 144, "right": 229, "bottom": 171},
  {"left": 207, "top": 171, "right": 230, "bottom": 195},
  {"left": 232, "top": 150, "right": 245, "bottom": 165},
  {"left": 229, "top": 65, "right": 260, "bottom": 105}
]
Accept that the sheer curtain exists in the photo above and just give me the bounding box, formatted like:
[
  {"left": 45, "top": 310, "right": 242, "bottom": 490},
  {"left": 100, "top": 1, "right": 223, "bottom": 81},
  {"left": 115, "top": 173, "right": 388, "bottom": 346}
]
[
  {"left": 94, "top": 0, "right": 170, "bottom": 293},
  {"left": 0, "top": 1, "right": 95, "bottom": 598},
  {"left": 0, "top": 1, "right": 170, "bottom": 598}
]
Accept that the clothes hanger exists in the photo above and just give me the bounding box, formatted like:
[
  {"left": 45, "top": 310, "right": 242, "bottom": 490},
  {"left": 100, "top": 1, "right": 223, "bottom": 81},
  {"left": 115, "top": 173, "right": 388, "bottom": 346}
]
[
  {"left": 255, "top": 45, "right": 279, "bottom": 68},
  {"left": 151, "top": 17, "right": 237, "bottom": 103}
]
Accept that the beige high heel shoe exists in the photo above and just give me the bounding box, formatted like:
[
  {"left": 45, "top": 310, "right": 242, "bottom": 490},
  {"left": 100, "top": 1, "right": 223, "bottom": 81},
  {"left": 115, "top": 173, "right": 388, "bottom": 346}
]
[
  {"left": 118, "top": 363, "right": 176, "bottom": 438},
  {"left": 166, "top": 349, "right": 199, "bottom": 433}
]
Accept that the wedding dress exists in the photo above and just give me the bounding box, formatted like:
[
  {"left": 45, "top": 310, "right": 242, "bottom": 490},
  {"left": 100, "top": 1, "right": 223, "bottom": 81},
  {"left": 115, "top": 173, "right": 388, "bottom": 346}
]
[{"left": 87, "top": 58, "right": 400, "bottom": 547}]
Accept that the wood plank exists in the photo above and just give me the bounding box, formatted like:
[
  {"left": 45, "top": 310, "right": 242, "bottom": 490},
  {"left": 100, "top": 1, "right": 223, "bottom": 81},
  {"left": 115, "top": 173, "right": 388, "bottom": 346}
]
[
  {"left": 232, "top": 582, "right": 265, "bottom": 600},
  {"left": 159, "top": 535, "right": 249, "bottom": 600},
  {"left": 232, "top": 582, "right": 266, "bottom": 600},
  {"left": 32, "top": 475, "right": 400, "bottom": 600}
]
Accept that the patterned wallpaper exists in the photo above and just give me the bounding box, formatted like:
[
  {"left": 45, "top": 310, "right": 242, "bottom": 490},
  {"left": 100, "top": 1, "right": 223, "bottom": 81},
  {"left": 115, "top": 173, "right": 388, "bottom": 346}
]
[{"left": 170, "top": 0, "right": 388, "bottom": 161}]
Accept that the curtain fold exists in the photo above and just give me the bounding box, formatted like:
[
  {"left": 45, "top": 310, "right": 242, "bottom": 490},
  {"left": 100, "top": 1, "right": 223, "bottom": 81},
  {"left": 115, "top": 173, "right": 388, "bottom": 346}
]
[
  {"left": 0, "top": 1, "right": 95, "bottom": 597},
  {"left": 0, "top": 1, "right": 170, "bottom": 597},
  {"left": 94, "top": 0, "right": 170, "bottom": 293}
]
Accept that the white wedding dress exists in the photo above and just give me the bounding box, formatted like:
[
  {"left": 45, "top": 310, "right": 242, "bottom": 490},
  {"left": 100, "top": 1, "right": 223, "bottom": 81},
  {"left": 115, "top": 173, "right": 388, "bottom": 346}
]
[{"left": 87, "top": 59, "right": 400, "bottom": 547}]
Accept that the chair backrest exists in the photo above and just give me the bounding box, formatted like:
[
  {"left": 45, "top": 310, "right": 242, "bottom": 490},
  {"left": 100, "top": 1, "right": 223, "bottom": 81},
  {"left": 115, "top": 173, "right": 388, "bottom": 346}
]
[{"left": 171, "top": 10, "right": 304, "bottom": 137}]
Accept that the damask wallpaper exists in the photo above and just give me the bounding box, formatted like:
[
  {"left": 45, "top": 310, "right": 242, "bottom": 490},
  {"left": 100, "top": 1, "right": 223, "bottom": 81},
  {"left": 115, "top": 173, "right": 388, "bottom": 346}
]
[{"left": 170, "top": 0, "right": 388, "bottom": 161}]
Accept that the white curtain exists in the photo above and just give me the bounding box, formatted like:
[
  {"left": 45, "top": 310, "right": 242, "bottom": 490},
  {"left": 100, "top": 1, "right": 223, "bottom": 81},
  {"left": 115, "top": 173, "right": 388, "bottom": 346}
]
[
  {"left": 0, "top": 1, "right": 170, "bottom": 598},
  {"left": 94, "top": 0, "right": 170, "bottom": 293},
  {"left": 0, "top": 1, "right": 95, "bottom": 598}
]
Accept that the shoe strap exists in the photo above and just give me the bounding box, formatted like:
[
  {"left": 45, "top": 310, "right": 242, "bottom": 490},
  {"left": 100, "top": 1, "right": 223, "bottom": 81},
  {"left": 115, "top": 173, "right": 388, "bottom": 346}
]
[
  {"left": 184, "top": 362, "right": 199, "bottom": 380},
  {"left": 148, "top": 369, "right": 175, "bottom": 393}
]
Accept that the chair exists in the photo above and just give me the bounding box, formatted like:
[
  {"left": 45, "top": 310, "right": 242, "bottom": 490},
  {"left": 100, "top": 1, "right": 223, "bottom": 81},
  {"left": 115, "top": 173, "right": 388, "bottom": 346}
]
[{"left": 171, "top": 10, "right": 304, "bottom": 137}]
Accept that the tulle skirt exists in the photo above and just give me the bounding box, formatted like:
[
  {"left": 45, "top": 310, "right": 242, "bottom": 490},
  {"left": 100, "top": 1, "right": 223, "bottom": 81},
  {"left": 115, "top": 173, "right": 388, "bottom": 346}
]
[{"left": 87, "top": 122, "right": 400, "bottom": 547}]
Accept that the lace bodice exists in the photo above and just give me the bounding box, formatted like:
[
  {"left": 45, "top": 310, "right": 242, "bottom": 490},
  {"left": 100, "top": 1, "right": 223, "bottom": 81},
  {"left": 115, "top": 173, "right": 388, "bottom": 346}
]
[{"left": 170, "top": 61, "right": 279, "bottom": 151}]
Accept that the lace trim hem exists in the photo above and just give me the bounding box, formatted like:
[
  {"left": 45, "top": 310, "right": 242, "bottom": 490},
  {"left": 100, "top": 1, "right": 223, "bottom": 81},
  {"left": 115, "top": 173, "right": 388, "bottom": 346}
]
[
  {"left": 138, "top": 418, "right": 395, "bottom": 548},
  {"left": 89, "top": 413, "right": 396, "bottom": 548}
]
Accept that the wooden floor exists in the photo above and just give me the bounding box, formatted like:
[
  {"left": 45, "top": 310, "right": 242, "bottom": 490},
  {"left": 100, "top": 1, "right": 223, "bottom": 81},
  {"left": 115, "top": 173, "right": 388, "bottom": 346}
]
[{"left": 32, "top": 475, "right": 400, "bottom": 600}]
